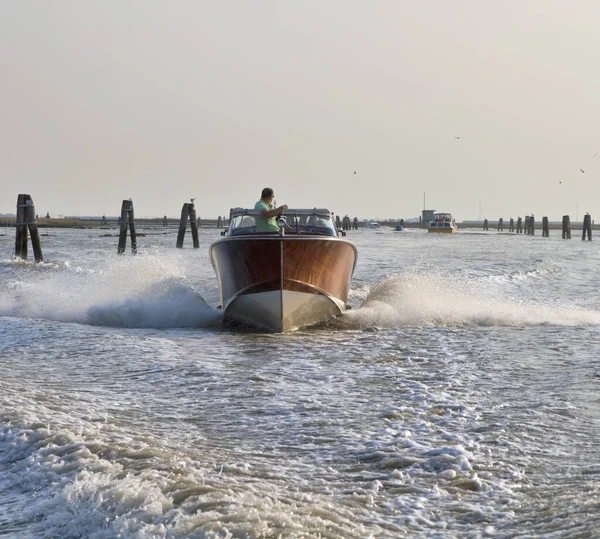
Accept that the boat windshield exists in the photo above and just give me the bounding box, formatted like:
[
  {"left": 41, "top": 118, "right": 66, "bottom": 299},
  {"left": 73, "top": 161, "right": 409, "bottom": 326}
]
[{"left": 227, "top": 208, "right": 337, "bottom": 237}]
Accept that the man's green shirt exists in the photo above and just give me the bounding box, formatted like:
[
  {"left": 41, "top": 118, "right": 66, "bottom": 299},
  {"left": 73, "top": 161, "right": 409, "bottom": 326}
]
[{"left": 254, "top": 199, "right": 279, "bottom": 232}]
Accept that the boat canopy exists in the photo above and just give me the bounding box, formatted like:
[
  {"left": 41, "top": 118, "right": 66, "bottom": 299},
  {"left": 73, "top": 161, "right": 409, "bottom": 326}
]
[{"left": 227, "top": 208, "right": 337, "bottom": 237}]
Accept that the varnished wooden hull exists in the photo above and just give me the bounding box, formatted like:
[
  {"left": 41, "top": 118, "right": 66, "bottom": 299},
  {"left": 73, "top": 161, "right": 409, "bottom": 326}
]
[{"left": 209, "top": 236, "right": 357, "bottom": 331}]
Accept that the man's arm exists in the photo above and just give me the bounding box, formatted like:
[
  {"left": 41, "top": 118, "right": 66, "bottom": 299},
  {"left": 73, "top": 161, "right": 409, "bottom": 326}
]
[{"left": 260, "top": 204, "right": 288, "bottom": 218}]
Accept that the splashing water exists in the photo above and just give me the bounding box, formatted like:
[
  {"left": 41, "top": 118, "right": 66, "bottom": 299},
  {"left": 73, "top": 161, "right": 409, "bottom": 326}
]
[
  {"left": 0, "top": 254, "right": 221, "bottom": 328},
  {"left": 337, "top": 271, "right": 600, "bottom": 329}
]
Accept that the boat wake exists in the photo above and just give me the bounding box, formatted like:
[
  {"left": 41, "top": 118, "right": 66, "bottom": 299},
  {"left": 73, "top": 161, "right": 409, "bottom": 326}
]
[
  {"left": 332, "top": 271, "right": 600, "bottom": 329},
  {"left": 0, "top": 255, "right": 221, "bottom": 328}
]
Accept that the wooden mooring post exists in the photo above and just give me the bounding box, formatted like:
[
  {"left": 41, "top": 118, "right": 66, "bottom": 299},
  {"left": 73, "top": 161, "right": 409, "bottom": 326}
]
[
  {"left": 483, "top": 219, "right": 488, "bottom": 231},
  {"left": 562, "top": 215, "right": 571, "bottom": 239},
  {"left": 14, "top": 194, "right": 43, "bottom": 262},
  {"left": 117, "top": 199, "right": 137, "bottom": 254},
  {"left": 509, "top": 218, "right": 514, "bottom": 232},
  {"left": 527, "top": 215, "right": 535, "bottom": 235},
  {"left": 176, "top": 201, "right": 200, "bottom": 248},
  {"left": 582, "top": 213, "right": 592, "bottom": 241},
  {"left": 542, "top": 216, "right": 549, "bottom": 237},
  {"left": 497, "top": 218, "right": 504, "bottom": 232},
  {"left": 516, "top": 217, "right": 523, "bottom": 234}
]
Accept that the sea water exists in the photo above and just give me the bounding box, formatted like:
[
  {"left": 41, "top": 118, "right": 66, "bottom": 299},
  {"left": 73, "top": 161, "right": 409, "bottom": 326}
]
[{"left": 1, "top": 226, "right": 599, "bottom": 538}]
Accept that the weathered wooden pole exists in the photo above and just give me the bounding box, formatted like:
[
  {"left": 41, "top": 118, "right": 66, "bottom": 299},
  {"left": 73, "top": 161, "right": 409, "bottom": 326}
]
[
  {"left": 542, "top": 216, "right": 549, "bottom": 237},
  {"left": 483, "top": 218, "right": 488, "bottom": 231},
  {"left": 582, "top": 213, "right": 592, "bottom": 241},
  {"left": 188, "top": 203, "right": 200, "bottom": 248},
  {"left": 516, "top": 217, "right": 522, "bottom": 234},
  {"left": 15, "top": 194, "right": 28, "bottom": 260},
  {"left": 14, "top": 194, "right": 43, "bottom": 262},
  {"left": 562, "top": 215, "right": 571, "bottom": 239},
  {"left": 117, "top": 201, "right": 128, "bottom": 254},
  {"left": 176, "top": 203, "right": 190, "bottom": 248},
  {"left": 529, "top": 215, "right": 535, "bottom": 235},
  {"left": 497, "top": 218, "right": 503, "bottom": 232},
  {"left": 217, "top": 216, "right": 222, "bottom": 228},
  {"left": 353, "top": 217, "right": 359, "bottom": 230},
  {"left": 117, "top": 199, "right": 136, "bottom": 254},
  {"left": 336, "top": 215, "right": 342, "bottom": 229},
  {"left": 128, "top": 201, "right": 137, "bottom": 253},
  {"left": 25, "top": 199, "right": 43, "bottom": 262}
]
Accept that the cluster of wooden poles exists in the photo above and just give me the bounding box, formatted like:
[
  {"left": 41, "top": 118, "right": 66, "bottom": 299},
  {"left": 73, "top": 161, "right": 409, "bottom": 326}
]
[
  {"left": 335, "top": 215, "right": 359, "bottom": 231},
  {"left": 14, "top": 194, "right": 44, "bottom": 262},
  {"left": 12, "top": 195, "right": 205, "bottom": 263},
  {"left": 482, "top": 214, "right": 592, "bottom": 240}
]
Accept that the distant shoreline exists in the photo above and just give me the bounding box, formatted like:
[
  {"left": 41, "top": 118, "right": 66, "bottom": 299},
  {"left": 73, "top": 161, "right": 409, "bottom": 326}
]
[{"left": 0, "top": 217, "right": 594, "bottom": 230}]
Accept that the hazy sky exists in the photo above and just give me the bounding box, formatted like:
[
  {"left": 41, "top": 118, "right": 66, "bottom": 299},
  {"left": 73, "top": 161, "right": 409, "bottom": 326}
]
[{"left": 2, "top": 1, "right": 600, "bottom": 220}]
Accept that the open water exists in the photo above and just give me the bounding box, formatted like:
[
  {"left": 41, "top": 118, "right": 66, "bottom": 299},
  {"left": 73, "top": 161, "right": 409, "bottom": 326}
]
[{"left": 1, "top": 226, "right": 600, "bottom": 538}]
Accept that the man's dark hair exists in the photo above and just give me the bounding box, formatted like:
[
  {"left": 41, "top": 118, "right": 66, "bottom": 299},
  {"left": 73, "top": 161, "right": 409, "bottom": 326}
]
[{"left": 261, "top": 187, "right": 274, "bottom": 199}]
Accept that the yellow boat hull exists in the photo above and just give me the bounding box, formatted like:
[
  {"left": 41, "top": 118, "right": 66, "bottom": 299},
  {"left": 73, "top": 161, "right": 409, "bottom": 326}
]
[{"left": 428, "top": 227, "right": 457, "bottom": 234}]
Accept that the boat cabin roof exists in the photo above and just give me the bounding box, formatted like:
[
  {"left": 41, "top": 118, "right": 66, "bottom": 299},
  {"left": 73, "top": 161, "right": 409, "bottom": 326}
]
[
  {"left": 432, "top": 212, "right": 453, "bottom": 219},
  {"left": 227, "top": 208, "right": 338, "bottom": 237}
]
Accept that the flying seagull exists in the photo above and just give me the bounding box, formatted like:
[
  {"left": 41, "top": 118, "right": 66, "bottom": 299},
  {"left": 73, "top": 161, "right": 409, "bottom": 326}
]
[
  {"left": 354, "top": 171, "right": 356, "bottom": 174},
  {"left": 454, "top": 136, "right": 461, "bottom": 139},
  {"left": 580, "top": 168, "right": 585, "bottom": 173},
  {"left": 593, "top": 153, "right": 598, "bottom": 158}
]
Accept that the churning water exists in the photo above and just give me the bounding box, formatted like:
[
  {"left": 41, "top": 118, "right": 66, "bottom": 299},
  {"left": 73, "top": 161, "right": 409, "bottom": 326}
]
[{"left": 1, "top": 226, "right": 600, "bottom": 538}]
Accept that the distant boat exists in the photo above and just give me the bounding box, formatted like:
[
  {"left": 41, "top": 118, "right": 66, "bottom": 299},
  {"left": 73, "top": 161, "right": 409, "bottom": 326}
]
[
  {"left": 366, "top": 221, "right": 382, "bottom": 229},
  {"left": 428, "top": 212, "right": 457, "bottom": 234},
  {"left": 210, "top": 208, "right": 357, "bottom": 332}
]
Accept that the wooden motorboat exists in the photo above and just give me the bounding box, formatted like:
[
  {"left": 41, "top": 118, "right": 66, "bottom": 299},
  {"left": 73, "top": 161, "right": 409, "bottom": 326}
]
[
  {"left": 209, "top": 208, "right": 358, "bottom": 332},
  {"left": 428, "top": 212, "right": 457, "bottom": 233}
]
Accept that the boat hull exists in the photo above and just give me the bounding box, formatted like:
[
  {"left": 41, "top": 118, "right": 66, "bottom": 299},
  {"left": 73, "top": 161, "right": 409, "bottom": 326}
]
[
  {"left": 428, "top": 227, "right": 457, "bottom": 233},
  {"left": 209, "top": 236, "right": 357, "bottom": 331}
]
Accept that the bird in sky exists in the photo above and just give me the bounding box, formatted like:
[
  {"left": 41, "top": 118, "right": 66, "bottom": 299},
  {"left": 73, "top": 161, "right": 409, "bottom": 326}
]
[
  {"left": 580, "top": 168, "right": 585, "bottom": 173},
  {"left": 353, "top": 171, "right": 356, "bottom": 174},
  {"left": 454, "top": 136, "right": 461, "bottom": 139},
  {"left": 593, "top": 153, "right": 598, "bottom": 158}
]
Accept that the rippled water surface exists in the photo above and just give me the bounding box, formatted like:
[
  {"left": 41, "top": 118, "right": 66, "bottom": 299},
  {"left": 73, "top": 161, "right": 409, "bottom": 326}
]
[{"left": 1, "top": 226, "right": 600, "bottom": 538}]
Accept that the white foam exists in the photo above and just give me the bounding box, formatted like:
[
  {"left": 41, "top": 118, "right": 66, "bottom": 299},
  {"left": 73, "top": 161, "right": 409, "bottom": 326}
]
[
  {"left": 340, "top": 271, "right": 600, "bottom": 329},
  {"left": 0, "top": 254, "right": 221, "bottom": 328}
]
